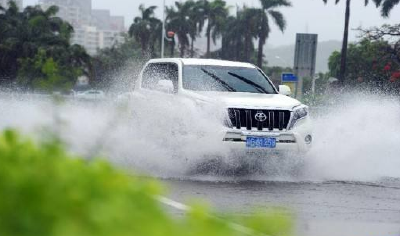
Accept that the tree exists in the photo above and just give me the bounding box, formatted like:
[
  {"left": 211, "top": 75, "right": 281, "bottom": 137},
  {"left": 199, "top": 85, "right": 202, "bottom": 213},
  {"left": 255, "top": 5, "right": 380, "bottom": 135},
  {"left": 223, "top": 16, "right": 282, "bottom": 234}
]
[
  {"left": 321, "top": 0, "right": 371, "bottom": 84},
  {"left": 241, "top": 7, "right": 262, "bottom": 62},
  {"left": 358, "top": 24, "right": 400, "bottom": 66},
  {"left": 372, "top": 0, "right": 400, "bottom": 16},
  {"left": 0, "top": 2, "right": 91, "bottom": 91},
  {"left": 188, "top": 0, "right": 206, "bottom": 57},
  {"left": 17, "top": 47, "right": 87, "bottom": 92},
  {"left": 128, "top": 5, "right": 161, "bottom": 58},
  {"left": 328, "top": 39, "right": 400, "bottom": 90},
  {"left": 219, "top": 7, "right": 258, "bottom": 62},
  {"left": 220, "top": 15, "right": 246, "bottom": 61},
  {"left": 219, "top": 7, "right": 259, "bottom": 63},
  {"left": 257, "top": 0, "right": 291, "bottom": 68},
  {"left": 165, "top": 1, "right": 195, "bottom": 57},
  {"left": 202, "top": 0, "right": 229, "bottom": 57}
]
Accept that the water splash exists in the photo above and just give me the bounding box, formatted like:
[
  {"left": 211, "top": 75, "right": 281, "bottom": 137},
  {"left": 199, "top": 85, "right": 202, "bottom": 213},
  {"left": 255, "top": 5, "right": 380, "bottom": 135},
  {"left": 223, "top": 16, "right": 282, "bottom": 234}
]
[
  {"left": 0, "top": 92, "right": 399, "bottom": 182},
  {"left": 304, "top": 93, "right": 400, "bottom": 182}
]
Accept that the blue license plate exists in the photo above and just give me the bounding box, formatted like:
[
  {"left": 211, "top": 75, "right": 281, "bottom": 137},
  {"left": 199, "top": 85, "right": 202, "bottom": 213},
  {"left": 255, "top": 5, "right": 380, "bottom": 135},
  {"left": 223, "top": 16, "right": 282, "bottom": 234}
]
[{"left": 246, "top": 137, "right": 276, "bottom": 148}]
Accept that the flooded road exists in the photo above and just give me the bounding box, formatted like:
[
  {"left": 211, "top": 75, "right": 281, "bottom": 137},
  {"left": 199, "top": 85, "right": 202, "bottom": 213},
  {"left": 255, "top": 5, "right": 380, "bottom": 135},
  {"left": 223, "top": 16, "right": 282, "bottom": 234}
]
[
  {"left": 1, "top": 94, "right": 400, "bottom": 236},
  {"left": 163, "top": 178, "right": 400, "bottom": 236}
]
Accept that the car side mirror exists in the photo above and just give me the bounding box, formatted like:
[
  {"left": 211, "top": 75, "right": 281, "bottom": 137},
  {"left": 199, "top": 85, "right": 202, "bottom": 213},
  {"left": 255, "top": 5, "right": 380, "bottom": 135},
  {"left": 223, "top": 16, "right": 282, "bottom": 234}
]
[
  {"left": 156, "top": 79, "right": 174, "bottom": 94},
  {"left": 279, "top": 85, "right": 292, "bottom": 96}
]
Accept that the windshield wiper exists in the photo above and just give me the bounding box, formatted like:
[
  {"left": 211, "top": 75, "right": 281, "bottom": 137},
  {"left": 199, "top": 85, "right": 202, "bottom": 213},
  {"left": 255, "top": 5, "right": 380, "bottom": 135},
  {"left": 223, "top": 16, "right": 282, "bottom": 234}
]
[
  {"left": 200, "top": 68, "right": 236, "bottom": 92},
  {"left": 227, "top": 72, "right": 270, "bottom": 94}
]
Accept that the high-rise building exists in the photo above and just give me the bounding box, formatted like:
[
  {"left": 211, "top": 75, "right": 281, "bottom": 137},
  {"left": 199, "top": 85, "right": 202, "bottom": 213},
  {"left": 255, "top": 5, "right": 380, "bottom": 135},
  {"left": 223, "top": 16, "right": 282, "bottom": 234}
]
[
  {"left": 91, "top": 9, "right": 111, "bottom": 30},
  {"left": 72, "top": 26, "right": 124, "bottom": 55},
  {"left": 39, "top": 0, "right": 125, "bottom": 55},
  {"left": 91, "top": 10, "right": 125, "bottom": 32},
  {"left": 0, "top": 0, "right": 23, "bottom": 9},
  {"left": 72, "top": 26, "right": 99, "bottom": 55},
  {"left": 39, "top": 0, "right": 91, "bottom": 27},
  {"left": 110, "top": 16, "right": 125, "bottom": 32}
]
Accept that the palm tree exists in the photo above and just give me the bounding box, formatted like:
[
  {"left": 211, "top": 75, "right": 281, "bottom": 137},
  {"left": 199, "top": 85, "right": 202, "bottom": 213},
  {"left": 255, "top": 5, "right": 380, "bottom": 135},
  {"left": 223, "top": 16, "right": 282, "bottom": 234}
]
[
  {"left": 372, "top": 0, "right": 400, "bottom": 17},
  {"left": 220, "top": 7, "right": 257, "bottom": 62},
  {"left": 220, "top": 15, "right": 243, "bottom": 60},
  {"left": 188, "top": 1, "right": 206, "bottom": 57},
  {"left": 129, "top": 5, "right": 161, "bottom": 57},
  {"left": 322, "top": 0, "right": 371, "bottom": 84},
  {"left": 0, "top": 2, "right": 92, "bottom": 90},
  {"left": 202, "top": 0, "right": 229, "bottom": 57},
  {"left": 257, "top": 0, "right": 291, "bottom": 68},
  {"left": 241, "top": 8, "right": 260, "bottom": 62},
  {"left": 166, "top": 1, "right": 194, "bottom": 57}
]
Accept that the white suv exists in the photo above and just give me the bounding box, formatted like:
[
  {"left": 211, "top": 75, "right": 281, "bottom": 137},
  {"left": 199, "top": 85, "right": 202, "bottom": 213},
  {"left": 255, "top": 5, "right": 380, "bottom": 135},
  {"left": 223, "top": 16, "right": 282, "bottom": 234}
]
[{"left": 133, "top": 58, "right": 312, "bottom": 153}]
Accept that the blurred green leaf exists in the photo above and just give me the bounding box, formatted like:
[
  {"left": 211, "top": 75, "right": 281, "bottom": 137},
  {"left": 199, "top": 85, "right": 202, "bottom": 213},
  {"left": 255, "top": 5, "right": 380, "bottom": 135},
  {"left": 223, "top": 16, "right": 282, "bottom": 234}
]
[{"left": 0, "top": 129, "right": 292, "bottom": 236}]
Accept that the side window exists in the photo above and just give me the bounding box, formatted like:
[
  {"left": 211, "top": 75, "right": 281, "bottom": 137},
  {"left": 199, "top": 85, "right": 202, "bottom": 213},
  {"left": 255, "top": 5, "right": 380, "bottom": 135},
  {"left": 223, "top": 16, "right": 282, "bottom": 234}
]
[{"left": 141, "top": 63, "right": 179, "bottom": 93}]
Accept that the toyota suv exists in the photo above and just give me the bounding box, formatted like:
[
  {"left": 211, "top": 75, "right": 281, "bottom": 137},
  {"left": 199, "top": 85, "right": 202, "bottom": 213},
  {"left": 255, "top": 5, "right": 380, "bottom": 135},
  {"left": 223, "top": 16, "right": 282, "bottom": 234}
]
[{"left": 132, "top": 58, "right": 312, "bottom": 153}]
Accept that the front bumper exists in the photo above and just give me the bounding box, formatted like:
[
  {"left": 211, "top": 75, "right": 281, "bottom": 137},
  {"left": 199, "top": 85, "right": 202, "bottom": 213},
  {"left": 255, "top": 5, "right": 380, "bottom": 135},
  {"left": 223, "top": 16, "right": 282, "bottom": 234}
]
[{"left": 222, "top": 116, "right": 312, "bottom": 153}]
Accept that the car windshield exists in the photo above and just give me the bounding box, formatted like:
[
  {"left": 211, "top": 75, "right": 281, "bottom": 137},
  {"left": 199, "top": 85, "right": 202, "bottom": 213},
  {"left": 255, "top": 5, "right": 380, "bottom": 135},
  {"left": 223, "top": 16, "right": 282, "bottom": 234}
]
[{"left": 183, "top": 65, "right": 277, "bottom": 94}]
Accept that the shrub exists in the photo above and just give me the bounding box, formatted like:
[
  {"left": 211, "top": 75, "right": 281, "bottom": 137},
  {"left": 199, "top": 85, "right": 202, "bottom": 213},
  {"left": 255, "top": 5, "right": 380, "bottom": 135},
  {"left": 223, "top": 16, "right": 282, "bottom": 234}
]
[{"left": 0, "top": 129, "right": 292, "bottom": 236}]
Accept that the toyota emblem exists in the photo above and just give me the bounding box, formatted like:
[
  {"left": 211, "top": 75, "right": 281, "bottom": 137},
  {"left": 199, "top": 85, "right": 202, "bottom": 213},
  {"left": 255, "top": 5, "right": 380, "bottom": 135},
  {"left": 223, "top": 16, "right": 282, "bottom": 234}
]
[{"left": 254, "top": 112, "right": 267, "bottom": 122}]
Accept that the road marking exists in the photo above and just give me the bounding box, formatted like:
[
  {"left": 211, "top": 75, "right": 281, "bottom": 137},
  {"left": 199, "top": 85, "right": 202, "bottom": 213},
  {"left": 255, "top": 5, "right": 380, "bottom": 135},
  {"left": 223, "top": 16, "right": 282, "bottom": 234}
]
[
  {"left": 155, "top": 195, "right": 268, "bottom": 236},
  {"left": 157, "top": 196, "right": 190, "bottom": 211}
]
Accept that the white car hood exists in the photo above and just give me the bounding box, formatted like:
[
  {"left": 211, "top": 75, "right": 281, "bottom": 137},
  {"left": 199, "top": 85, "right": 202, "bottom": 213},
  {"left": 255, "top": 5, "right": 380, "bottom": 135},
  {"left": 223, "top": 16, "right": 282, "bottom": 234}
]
[{"left": 191, "top": 91, "right": 301, "bottom": 110}]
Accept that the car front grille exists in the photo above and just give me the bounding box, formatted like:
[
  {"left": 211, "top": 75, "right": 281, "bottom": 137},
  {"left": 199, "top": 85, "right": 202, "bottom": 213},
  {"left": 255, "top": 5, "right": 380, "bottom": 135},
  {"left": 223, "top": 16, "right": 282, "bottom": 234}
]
[{"left": 227, "top": 108, "right": 291, "bottom": 131}]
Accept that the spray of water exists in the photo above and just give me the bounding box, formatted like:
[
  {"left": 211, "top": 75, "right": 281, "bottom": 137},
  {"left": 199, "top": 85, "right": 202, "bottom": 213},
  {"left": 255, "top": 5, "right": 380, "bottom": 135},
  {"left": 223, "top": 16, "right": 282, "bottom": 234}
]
[
  {"left": 0, "top": 92, "right": 399, "bottom": 182},
  {"left": 304, "top": 93, "right": 400, "bottom": 182}
]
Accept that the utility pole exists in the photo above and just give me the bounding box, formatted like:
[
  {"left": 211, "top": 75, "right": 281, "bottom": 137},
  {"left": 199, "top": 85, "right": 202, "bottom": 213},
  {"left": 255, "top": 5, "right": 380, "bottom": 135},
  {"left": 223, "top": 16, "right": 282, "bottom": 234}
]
[{"left": 161, "top": 0, "right": 166, "bottom": 58}]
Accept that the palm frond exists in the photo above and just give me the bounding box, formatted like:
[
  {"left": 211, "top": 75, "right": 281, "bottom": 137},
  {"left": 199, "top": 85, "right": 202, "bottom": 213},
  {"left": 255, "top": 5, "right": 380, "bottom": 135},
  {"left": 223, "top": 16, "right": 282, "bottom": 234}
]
[
  {"left": 371, "top": 0, "right": 384, "bottom": 6},
  {"left": 260, "top": 0, "right": 292, "bottom": 9},
  {"left": 381, "top": 0, "right": 400, "bottom": 17},
  {"left": 268, "top": 10, "right": 286, "bottom": 32}
]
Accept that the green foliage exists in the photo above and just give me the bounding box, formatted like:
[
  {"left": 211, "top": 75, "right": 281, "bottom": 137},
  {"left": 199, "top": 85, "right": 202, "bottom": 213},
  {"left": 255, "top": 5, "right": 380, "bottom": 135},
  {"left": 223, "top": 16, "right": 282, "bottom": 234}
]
[
  {"left": 373, "top": 0, "right": 400, "bottom": 17},
  {"left": 0, "top": 2, "right": 91, "bottom": 91},
  {"left": 219, "top": 8, "right": 257, "bottom": 63},
  {"left": 203, "top": 0, "right": 229, "bottom": 57},
  {"left": 0, "top": 129, "right": 293, "bottom": 236},
  {"left": 301, "top": 73, "right": 331, "bottom": 106},
  {"left": 256, "top": 0, "right": 291, "bottom": 67},
  {"left": 328, "top": 50, "right": 341, "bottom": 78},
  {"left": 158, "top": 0, "right": 290, "bottom": 62},
  {"left": 129, "top": 4, "right": 162, "bottom": 58},
  {"left": 328, "top": 39, "right": 400, "bottom": 90},
  {"left": 219, "top": 1, "right": 290, "bottom": 67},
  {"left": 166, "top": 1, "right": 200, "bottom": 57},
  {"left": 17, "top": 49, "right": 80, "bottom": 92}
]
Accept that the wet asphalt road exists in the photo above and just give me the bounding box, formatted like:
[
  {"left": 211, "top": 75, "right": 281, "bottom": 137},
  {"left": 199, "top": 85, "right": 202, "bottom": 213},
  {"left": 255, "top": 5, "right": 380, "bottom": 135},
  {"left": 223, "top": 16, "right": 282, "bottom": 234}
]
[{"left": 162, "top": 179, "right": 400, "bottom": 236}]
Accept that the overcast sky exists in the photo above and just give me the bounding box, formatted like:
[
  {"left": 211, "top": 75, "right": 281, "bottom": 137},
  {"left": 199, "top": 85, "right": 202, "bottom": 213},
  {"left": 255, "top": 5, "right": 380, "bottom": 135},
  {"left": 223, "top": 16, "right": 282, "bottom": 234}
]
[{"left": 24, "top": 0, "right": 400, "bottom": 47}]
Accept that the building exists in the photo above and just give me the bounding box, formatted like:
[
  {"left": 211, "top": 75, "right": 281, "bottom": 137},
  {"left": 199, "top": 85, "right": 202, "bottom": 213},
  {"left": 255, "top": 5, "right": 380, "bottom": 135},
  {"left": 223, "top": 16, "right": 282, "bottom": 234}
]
[
  {"left": 110, "top": 16, "right": 125, "bottom": 32},
  {"left": 39, "top": 0, "right": 125, "bottom": 55},
  {"left": 0, "top": 0, "right": 23, "bottom": 9},
  {"left": 39, "top": 0, "right": 91, "bottom": 27},
  {"left": 91, "top": 10, "right": 125, "bottom": 32},
  {"left": 72, "top": 26, "right": 99, "bottom": 55},
  {"left": 72, "top": 26, "right": 124, "bottom": 55}
]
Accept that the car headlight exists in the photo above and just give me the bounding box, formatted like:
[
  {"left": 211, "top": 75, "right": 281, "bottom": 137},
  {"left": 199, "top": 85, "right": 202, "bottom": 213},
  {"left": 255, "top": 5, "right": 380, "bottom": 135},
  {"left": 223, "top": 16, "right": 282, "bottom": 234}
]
[{"left": 288, "top": 105, "right": 309, "bottom": 129}]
